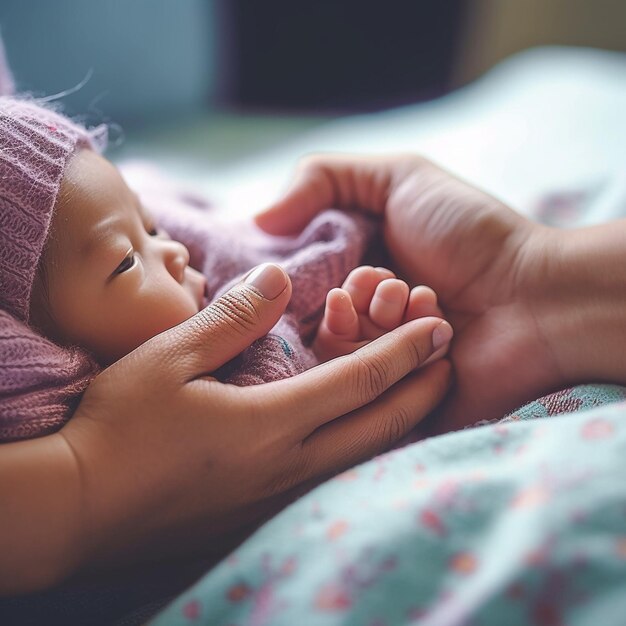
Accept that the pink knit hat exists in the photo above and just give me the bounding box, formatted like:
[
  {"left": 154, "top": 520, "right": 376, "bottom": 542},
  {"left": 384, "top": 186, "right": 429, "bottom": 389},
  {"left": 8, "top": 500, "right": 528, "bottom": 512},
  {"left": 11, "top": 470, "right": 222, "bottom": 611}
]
[{"left": 0, "top": 97, "right": 107, "bottom": 323}]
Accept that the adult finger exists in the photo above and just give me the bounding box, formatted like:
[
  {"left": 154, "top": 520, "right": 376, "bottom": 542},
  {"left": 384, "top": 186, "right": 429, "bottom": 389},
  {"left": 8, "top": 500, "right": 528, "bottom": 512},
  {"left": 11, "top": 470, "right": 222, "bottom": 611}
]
[
  {"left": 297, "top": 359, "right": 451, "bottom": 482},
  {"left": 245, "top": 316, "right": 453, "bottom": 439},
  {"left": 146, "top": 263, "right": 292, "bottom": 382},
  {"left": 254, "top": 154, "right": 399, "bottom": 235}
]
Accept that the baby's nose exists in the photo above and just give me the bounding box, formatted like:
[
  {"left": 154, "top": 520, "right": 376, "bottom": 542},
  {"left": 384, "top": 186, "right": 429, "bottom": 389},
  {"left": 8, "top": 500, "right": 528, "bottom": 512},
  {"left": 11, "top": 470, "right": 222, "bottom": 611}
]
[{"left": 164, "top": 240, "right": 190, "bottom": 282}]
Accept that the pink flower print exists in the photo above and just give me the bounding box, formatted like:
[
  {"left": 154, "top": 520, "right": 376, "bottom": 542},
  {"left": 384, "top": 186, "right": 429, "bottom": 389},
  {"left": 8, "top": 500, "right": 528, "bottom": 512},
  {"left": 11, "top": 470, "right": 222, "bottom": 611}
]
[
  {"left": 515, "top": 443, "right": 529, "bottom": 456},
  {"left": 250, "top": 584, "right": 280, "bottom": 626},
  {"left": 511, "top": 484, "right": 549, "bottom": 510},
  {"left": 493, "top": 441, "right": 505, "bottom": 455},
  {"left": 227, "top": 582, "right": 252, "bottom": 603},
  {"left": 527, "top": 563, "right": 587, "bottom": 626},
  {"left": 229, "top": 556, "right": 294, "bottom": 625},
  {"left": 315, "top": 583, "right": 352, "bottom": 611},
  {"left": 327, "top": 519, "right": 349, "bottom": 541},
  {"left": 495, "top": 424, "right": 509, "bottom": 436},
  {"left": 433, "top": 479, "right": 459, "bottom": 507},
  {"left": 449, "top": 552, "right": 478, "bottom": 575},
  {"left": 581, "top": 418, "right": 615, "bottom": 440},
  {"left": 314, "top": 549, "right": 399, "bottom": 615},
  {"left": 413, "top": 477, "right": 430, "bottom": 489},
  {"left": 419, "top": 508, "right": 446, "bottom": 536},
  {"left": 373, "top": 463, "right": 386, "bottom": 481},
  {"left": 182, "top": 599, "right": 201, "bottom": 620}
]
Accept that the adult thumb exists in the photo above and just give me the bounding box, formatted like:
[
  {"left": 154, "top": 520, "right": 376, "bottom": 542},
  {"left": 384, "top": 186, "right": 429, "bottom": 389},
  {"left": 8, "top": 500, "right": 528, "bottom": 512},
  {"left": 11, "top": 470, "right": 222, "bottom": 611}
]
[{"left": 161, "top": 263, "right": 292, "bottom": 381}]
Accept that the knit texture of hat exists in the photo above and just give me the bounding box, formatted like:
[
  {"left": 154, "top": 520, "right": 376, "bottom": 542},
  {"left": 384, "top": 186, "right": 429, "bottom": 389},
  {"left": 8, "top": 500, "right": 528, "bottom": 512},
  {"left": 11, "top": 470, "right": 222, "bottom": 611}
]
[
  {"left": 0, "top": 97, "right": 103, "bottom": 322},
  {"left": 0, "top": 95, "right": 107, "bottom": 442}
]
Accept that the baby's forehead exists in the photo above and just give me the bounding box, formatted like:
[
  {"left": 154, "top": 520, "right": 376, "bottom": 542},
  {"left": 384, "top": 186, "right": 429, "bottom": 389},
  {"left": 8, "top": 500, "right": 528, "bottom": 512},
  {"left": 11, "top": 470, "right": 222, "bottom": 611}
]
[{"left": 54, "top": 150, "right": 147, "bottom": 249}]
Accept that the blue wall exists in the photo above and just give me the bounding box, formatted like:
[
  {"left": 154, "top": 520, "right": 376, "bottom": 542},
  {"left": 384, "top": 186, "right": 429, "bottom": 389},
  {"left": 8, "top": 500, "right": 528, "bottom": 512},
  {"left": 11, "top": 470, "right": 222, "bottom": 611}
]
[{"left": 0, "top": 0, "right": 215, "bottom": 126}]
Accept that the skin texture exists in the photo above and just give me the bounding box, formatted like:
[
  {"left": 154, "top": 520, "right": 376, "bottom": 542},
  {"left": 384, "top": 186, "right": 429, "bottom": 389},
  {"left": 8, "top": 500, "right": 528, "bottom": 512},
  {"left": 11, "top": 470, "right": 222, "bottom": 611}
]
[{"left": 255, "top": 153, "right": 626, "bottom": 432}]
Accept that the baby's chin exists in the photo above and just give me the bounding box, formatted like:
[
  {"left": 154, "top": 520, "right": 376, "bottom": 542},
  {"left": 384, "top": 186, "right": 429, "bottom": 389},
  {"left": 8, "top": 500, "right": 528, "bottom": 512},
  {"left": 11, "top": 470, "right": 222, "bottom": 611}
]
[{"left": 186, "top": 268, "right": 208, "bottom": 311}]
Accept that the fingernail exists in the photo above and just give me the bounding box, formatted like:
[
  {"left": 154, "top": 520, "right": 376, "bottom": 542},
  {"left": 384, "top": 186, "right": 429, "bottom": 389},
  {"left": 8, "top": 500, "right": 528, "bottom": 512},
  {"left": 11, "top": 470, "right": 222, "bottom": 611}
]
[
  {"left": 432, "top": 321, "right": 453, "bottom": 351},
  {"left": 245, "top": 263, "right": 287, "bottom": 300}
]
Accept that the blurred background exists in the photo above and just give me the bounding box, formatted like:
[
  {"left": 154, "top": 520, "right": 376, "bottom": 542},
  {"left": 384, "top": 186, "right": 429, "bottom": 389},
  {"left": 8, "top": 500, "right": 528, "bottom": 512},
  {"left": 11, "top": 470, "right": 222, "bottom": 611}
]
[{"left": 0, "top": 0, "right": 624, "bottom": 192}]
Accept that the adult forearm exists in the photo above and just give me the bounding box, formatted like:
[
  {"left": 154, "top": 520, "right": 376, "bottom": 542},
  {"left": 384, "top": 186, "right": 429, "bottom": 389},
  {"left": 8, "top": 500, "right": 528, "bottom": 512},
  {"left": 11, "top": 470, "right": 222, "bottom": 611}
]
[
  {"left": 538, "top": 219, "right": 626, "bottom": 386},
  {"left": 0, "top": 434, "right": 83, "bottom": 595}
]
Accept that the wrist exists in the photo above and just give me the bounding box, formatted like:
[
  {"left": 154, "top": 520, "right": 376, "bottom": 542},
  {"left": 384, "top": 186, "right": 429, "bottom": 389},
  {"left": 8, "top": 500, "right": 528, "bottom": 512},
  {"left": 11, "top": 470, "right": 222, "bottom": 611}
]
[
  {"left": 0, "top": 433, "right": 84, "bottom": 594},
  {"left": 526, "top": 220, "right": 626, "bottom": 386}
]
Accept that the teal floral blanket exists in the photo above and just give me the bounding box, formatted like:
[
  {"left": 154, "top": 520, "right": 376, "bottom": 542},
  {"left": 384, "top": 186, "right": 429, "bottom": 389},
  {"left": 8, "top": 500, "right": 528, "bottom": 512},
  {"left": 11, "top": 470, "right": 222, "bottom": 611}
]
[{"left": 150, "top": 384, "right": 626, "bottom": 626}]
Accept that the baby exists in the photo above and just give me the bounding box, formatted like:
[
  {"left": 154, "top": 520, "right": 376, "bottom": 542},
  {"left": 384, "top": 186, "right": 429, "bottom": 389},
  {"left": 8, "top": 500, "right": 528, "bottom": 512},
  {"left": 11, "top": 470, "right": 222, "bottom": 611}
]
[{"left": 0, "top": 97, "right": 442, "bottom": 440}]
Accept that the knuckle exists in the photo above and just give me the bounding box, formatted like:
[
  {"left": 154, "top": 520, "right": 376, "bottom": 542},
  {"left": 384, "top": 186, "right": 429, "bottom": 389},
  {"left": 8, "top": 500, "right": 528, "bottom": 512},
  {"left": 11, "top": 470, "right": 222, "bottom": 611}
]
[
  {"left": 200, "top": 289, "right": 262, "bottom": 337},
  {"left": 382, "top": 405, "right": 411, "bottom": 446},
  {"left": 406, "top": 334, "right": 428, "bottom": 369},
  {"left": 297, "top": 154, "right": 336, "bottom": 185},
  {"left": 352, "top": 351, "right": 390, "bottom": 403}
]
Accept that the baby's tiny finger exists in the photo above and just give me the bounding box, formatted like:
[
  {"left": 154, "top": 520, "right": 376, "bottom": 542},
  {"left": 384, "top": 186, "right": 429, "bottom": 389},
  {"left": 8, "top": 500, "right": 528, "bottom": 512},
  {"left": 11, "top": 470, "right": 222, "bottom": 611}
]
[
  {"left": 342, "top": 266, "right": 382, "bottom": 314},
  {"left": 404, "top": 286, "right": 442, "bottom": 322},
  {"left": 369, "top": 279, "right": 410, "bottom": 330},
  {"left": 324, "top": 288, "right": 359, "bottom": 337},
  {"left": 375, "top": 267, "right": 396, "bottom": 280}
]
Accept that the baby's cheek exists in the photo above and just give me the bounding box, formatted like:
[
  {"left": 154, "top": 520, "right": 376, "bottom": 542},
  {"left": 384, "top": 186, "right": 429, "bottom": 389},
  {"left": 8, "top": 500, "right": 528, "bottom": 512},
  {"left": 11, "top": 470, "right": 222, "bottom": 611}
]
[{"left": 145, "top": 295, "right": 198, "bottom": 336}]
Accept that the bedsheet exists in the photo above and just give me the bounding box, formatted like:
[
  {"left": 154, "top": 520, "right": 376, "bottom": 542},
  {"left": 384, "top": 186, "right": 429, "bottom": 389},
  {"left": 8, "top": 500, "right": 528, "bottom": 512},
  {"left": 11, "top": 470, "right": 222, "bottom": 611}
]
[{"left": 151, "top": 386, "right": 626, "bottom": 626}]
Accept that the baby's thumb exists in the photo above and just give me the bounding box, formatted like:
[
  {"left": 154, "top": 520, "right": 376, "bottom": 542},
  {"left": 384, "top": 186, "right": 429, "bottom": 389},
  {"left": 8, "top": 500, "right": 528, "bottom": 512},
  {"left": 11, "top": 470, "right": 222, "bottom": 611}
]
[{"left": 167, "top": 264, "right": 291, "bottom": 380}]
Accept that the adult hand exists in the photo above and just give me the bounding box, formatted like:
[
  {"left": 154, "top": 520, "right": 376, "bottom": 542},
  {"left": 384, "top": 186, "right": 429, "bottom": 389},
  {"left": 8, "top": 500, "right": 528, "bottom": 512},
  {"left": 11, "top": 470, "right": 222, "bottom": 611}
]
[
  {"left": 53, "top": 263, "right": 451, "bottom": 587},
  {"left": 256, "top": 154, "right": 588, "bottom": 431}
]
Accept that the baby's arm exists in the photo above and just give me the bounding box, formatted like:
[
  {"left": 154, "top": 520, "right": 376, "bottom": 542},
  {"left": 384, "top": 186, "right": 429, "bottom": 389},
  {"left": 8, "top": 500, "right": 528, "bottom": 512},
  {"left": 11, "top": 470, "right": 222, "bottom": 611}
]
[{"left": 313, "top": 266, "right": 443, "bottom": 362}]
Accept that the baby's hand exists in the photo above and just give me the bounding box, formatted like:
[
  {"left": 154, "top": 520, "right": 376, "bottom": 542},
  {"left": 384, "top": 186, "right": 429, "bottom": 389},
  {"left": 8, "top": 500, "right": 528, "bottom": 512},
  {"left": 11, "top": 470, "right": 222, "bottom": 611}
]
[{"left": 313, "top": 266, "right": 443, "bottom": 362}]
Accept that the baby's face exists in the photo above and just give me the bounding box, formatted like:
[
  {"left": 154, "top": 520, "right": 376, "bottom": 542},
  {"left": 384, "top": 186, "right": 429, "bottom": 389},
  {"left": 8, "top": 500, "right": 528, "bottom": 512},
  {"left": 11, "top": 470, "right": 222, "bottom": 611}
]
[{"left": 35, "top": 149, "right": 207, "bottom": 364}]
